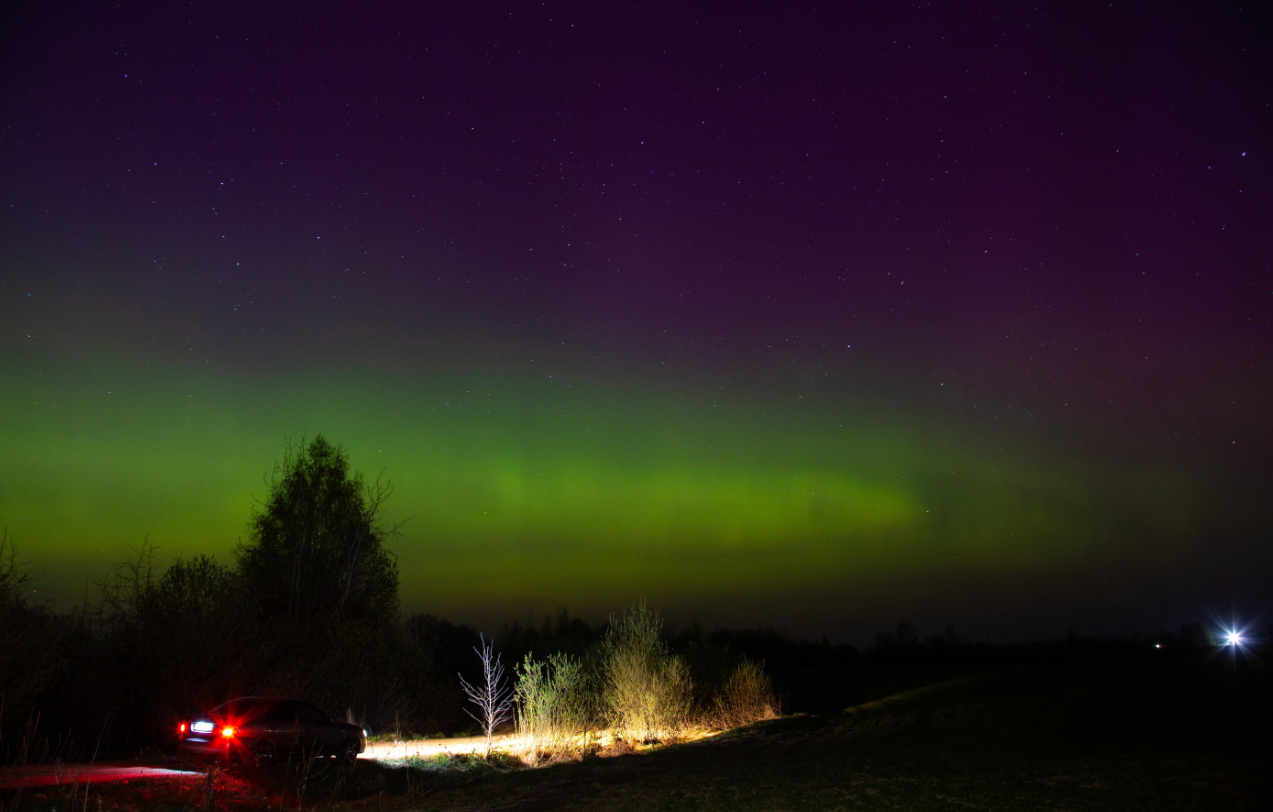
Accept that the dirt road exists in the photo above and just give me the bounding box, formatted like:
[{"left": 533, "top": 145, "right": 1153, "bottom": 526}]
[
  {"left": 0, "top": 736, "right": 511, "bottom": 790},
  {"left": 0, "top": 762, "right": 203, "bottom": 790}
]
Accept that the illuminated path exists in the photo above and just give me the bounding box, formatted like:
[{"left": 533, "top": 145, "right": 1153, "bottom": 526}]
[{"left": 361, "top": 734, "right": 515, "bottom": 760}]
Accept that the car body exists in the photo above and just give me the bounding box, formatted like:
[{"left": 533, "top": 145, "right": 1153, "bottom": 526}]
[{"left": 177, "top": 697, "right": 366, "bottom": 766}]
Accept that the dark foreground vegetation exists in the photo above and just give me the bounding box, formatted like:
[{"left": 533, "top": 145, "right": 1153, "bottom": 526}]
[
  {"left": 3, "top": 653, "right": 1269, "bottom": 811},
  {"left": 4, "top": 436, "right": 775, "bottom": 764},
  {"left": 4, "top": 434, "right": 1270, "bottom": 809}
]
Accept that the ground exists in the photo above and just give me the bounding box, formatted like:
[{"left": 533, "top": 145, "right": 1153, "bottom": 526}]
[{"left": 3, "top": 654, "right": 1268, "bottom": 811}]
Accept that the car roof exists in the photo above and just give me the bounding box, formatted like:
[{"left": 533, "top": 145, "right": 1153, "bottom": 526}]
[{"left": 211, "top": 697, "right": 291, "bottom": 714}]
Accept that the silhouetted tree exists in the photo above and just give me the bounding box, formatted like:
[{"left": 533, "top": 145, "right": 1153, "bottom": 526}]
[
  {"left": 236, "top": 435, "right": 401, "bottom": 627},
  {"left": 95, "top": 541, "right": 255, "bottom": 743},
  {"left": 0, "top": 530, "right": 68, "bottom": 757}
]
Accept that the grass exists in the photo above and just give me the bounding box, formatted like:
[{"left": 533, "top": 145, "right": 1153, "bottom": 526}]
[
  {"left": 387, "top": 751, "right": 522, "bottom": 774},
  {"left": 4, "top": 654, "right": 1269, "bottom": 811},
  {"left": 389, "top": 655, "right": 1271, "bottom": 810}
]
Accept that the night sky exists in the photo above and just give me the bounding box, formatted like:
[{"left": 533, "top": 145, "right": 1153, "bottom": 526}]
[{"left": 3, "top": 2, "right": 1270, "bottom": 642}]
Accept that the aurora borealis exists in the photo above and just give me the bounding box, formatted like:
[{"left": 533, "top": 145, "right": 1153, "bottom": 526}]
[{"left": 2, "top": 2, "right": 1270, "bottom": 641}]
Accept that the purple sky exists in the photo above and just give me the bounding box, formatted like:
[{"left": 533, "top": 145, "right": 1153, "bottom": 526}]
[{"left": 3, "top": 2, "right": 1270, "bottom": 639}]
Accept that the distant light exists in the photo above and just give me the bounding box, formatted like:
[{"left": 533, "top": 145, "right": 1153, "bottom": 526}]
[
  {"left": 1154, "top": 643, "right": 1161, "bottom": 649},
  {"left": 1226, "top": 630, "right": 1244, "bottom": 647}
]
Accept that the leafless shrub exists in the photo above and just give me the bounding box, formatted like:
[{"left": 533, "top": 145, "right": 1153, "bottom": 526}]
[
  {"left": 459, "top": 634, "right": 514, "bottom": 760},
  {"left": 712, "top": 658, "right": 778, "bottom": 728}
]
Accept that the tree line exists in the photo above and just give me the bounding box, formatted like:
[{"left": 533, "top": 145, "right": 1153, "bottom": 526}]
[
  {"left": 1, "top": 435, "right": 1259, "bottom": 763},
  {"left": 1, "top": 437, "right": 474, "bottom": 761},
  {"left": 0, "top": 436, "right": 773, "bottom": 763}
]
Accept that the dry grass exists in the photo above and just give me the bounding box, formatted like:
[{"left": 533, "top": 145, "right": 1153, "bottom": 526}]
[
  {"left": 710, "top": 659, "right": 779, "bottom": 729},
  {"left": 601, "top": 601, "right": 694, "bottom": 743}
]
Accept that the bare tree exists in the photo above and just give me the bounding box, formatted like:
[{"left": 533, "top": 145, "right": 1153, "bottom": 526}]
[{"left": 458, "top": 634, "right": 514, "bottom": 759}]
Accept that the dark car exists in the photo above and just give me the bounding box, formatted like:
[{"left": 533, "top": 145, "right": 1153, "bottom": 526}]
[{"left": 177, "top": 697, "right": 366, "bottom": 767}]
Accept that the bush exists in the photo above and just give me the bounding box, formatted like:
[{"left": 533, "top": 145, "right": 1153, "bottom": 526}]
[
  {"left": 712, "top": 658, "right": 778, "bottom": 728},
  {"left": 602, "top": 601, "right": 693, "bottom": 742},
  {"left": 515, "top": 653, "right": 595, "bottom": 764}
]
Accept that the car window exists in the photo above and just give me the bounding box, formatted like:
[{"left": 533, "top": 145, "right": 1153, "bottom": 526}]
[
  {"left": 264, "top": 702, "right": 297, "bottom": 722},
  {"left": 294, "top": 702, "right": 328, "bottom": 724}
]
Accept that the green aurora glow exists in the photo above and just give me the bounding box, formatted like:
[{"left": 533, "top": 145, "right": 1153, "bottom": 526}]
[{"left": 1, "top": 353, "right": 1204, "bottom": 629}]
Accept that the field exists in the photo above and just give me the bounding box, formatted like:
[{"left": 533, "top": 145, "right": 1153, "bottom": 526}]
[{"left": 5, "top": 653, "right": 1269, "bottom": 811}]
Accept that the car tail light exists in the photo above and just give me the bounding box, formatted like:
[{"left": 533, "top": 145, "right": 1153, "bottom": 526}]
[
  {"left": 221, "top": 727, "right": 236, "bottom": 738},
  {"left": 179, "top": 723, "right": 187, "bottom": 734}
]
